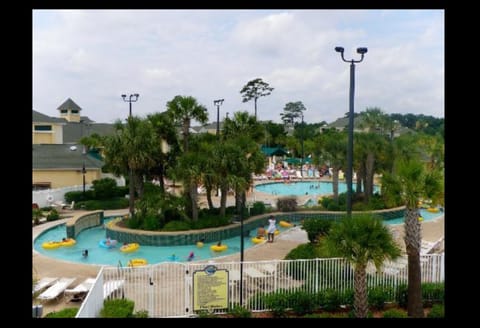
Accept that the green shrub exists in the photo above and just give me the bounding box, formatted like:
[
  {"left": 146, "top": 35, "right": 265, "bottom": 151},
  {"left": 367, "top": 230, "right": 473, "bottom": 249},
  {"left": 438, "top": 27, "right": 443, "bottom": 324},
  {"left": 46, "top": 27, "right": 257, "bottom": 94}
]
[
  {"left": 368, "top": 286, "right": 391, "bottom": 310},
  {"left": 46, "top": 208, "right": 60, "bottom": 221},
  {"left": 163, "top": 220, "right": 192, "bottom": 231},
  {"left": 327, "top": 202, "right": 341, "bottom": 211},
  {"left": 133, "top": 310, "right": 149, "bottom": 318},
  {"left": 422, "top": 282, "right": 444, "bottom": 306},
  {"left": 395, "top": 284, "right": 408, "bottom": 309},
  {"left": 250, "top": 201, "right": 266, "bottom": 216},
  {"left": 285, "top": 243, "right": 319, "bottom": 260},
  {"left": 142, "top": 214, "right": 160, "bottom": 231},
  {"left": 264, "top": 292, "right": 289, "bottom": 317},
  {"left": 100, "top": 299, "right": 135, "bottom": 318},
  {"left": 32, "top": 208, "right": 42, "bottom": 225},
  {"left": 320, "top": 289, "right": 342, "bottom": 312},
  {"left": 302, "top": 218, "right": 332, "bottom": 243},
  {"left": 76, "top": 198, "right": 129, "bottom": 210},
  {"left": 227, "top": 305, "right": 251, "bottom": 318},
  {"left": 289, "top": 290, "right": 317, "bottom": 315},
  {"left": 92, "top": 178, "right": 118, "bottom": 199},
  {"left": 276, "top": 197, "right": 298, "bottom": 212},
  {"left": 382, "top": 308, "right": 408, "bottom": 318},
  {"left": 427, "top": 304, "right": 444, "bottom": 318},
  {"left": 44, "top": 307, "right": 78, "bottom": 318}
]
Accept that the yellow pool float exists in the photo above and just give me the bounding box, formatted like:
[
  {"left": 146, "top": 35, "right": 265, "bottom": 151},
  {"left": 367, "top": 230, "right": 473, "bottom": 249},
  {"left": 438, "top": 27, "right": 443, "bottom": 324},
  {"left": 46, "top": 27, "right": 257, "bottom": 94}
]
[
  {"left": 60, "top": 238, "right": 76, "bottom": 247},
  {"left": 427, "top": 207, "right": 439, "bottom": 213},
  {"left": 418, "top": 216, "right": 424, "bottom": 222},
  {"left": 251, "top": 236, "right": 265, "bottom": 244},
  {"left": 274, "top": 229, "right": 280, "bottom": 235},
  {"left": 210, "top": 244, "right": 228, "bottom": 252},
  {"left": 120, "top": 243, "right": 140, "bottom": 253},
  {"left": 128, "top": 258, "right": 148, "bottom": 267},
  {"left": 196, "top": 241, "right": 204, "bottom": 248},
  {"left": 42, "top": 241, "right": 62, "bottom": 249},
  {"left": 279, "top": 220, "right": 293, "bottom": 228}
]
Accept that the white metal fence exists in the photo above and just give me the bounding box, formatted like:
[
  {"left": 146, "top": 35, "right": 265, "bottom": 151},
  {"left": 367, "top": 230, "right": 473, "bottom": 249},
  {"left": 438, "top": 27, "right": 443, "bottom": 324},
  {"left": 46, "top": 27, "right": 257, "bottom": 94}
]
[
  {"left": 32, "top": 185, "right": 92, "bottom": 208},
  {"left": 77, "top": 253, "right": 444, "bottom": 318}
]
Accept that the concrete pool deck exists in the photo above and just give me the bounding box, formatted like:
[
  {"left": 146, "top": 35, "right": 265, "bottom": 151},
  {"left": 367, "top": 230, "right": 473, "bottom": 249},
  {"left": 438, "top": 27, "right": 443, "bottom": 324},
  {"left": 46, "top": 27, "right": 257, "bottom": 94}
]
[{"left": 32, "top": 207, "right": 444, "bottom": 316}]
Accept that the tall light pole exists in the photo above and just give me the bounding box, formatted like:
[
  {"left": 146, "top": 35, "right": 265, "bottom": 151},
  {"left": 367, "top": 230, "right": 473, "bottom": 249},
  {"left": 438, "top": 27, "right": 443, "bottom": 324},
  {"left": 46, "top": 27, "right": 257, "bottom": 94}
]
[
  {"left": 82, "top": 146, "right": 86, "bottom": 199},
  {"left": 300, "top": 112, "right": 304, "bottom": 180},
  {"left": 121, "top": 93, "right": 140, "bottom": 218},
  {"left": 214, "top": 99, "right": 224, "bottom": 139},
  {"left": 335, "top": 46, "right": 367, "bottom": 217}
]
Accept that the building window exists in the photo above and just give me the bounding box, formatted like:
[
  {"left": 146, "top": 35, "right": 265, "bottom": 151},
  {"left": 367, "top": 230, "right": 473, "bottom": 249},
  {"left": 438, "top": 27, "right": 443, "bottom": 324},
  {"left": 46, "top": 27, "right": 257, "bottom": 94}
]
[
  {"left": 71, "top": 110, "right": 79, "bottom": 114},
  {"left": 60, "top": 109, "right": 68, "bottom": 114},
  {"left": 34, "top": 125, "right": 52, "bottom": 131},
  {"left": 32, "top": 182, "right": 51, "bottom": 191}
]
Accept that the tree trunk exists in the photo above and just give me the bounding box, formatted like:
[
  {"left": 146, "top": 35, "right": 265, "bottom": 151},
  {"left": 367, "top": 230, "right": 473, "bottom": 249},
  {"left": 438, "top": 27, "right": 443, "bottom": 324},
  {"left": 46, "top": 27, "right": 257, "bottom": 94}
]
[
  {"left": 356, "top": 163, "right": 364, "bottom": 194},
  {"left": 205, "top": 184, "right": 214, "bottom": 210},
  {"left": 128, "top": 169, "right": 135, "bottom": 217},
  {"left": 364, "top": 152, "right": 375, "bottom": 202},
  {"left": 354, "top": 263, "right": 368, "bottom": 318},
  {"left": 404, "top": 207, "right": 424, "bottom": 317},
  {"left": 219, "top": 184, "right": 228, "bottom": 217},
  {"left": 190, "top": 183, "right": 198, "bottom": 221},
  {"left": 332, "top": 167, "right": 339, "bottom": 202}
]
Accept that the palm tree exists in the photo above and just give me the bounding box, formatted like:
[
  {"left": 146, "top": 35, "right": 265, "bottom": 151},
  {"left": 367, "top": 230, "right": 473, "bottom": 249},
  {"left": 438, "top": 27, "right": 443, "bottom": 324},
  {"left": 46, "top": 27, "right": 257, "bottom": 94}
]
[
  {"left": 166, "top": 95, "right": 208, "bottom": 152},
  {"left": 381, "top": 159, "right": 443, "bottom": 317},
  {"left": 324, "top": 214, "right": 401, "bottom": 318},
  {"left": 314, "top": 128, "right": 347, "bottom": 203},
  {"left": 103, "top": 117, "right": 157, "bottom": 217}
]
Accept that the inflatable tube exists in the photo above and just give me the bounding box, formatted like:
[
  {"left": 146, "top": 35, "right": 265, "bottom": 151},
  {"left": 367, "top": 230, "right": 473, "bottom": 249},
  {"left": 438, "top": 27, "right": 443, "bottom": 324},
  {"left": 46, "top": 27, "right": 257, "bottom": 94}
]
[
  {"left": 279, "top": 220, "right": 293, "bottom": 228},
  {"left": 99, "top": 239, "right": 117, "bottom": 248},
  {"left": 128, "top": 258, "right": 148, "bottom": 267},
  {"left": 274, "top": 229, "right": 280, "bottom": 235},
  {"left": 120, "top": 243, "right": 140, "bottom": 253},
  {"left": 210, "top": 244, "right": 228, "bottom": 252},
  {"left": 251, "top": 236, "right": 265, "bottom": 244},
  {"left": 418, "top": 216, "right": 424, "bottom": 222},
  {"left": 196, "top": 241, "right": 204, "bottom": 248},
  {"left": 42, "top": 241, "right": 62, "bottom": 249},
  {"left": 60, "top": 238, "right": 76, "bottom": 247},
  {"left": 427, "top": 207, "right": 439, "bottom": 213}
]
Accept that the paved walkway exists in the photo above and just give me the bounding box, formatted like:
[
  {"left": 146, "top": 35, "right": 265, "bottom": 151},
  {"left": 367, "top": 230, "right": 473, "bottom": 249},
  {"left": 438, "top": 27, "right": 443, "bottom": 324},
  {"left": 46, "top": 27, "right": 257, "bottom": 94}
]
[{"left": 32, "top": 208, "right": 444, "bottom": 316}]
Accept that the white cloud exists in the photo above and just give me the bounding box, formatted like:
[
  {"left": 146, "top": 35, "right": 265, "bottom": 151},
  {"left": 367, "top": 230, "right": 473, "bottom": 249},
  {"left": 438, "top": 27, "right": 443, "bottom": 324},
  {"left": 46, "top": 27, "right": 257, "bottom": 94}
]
[{"left": 33, "top": 9, "right": 444, "bottom": 125}]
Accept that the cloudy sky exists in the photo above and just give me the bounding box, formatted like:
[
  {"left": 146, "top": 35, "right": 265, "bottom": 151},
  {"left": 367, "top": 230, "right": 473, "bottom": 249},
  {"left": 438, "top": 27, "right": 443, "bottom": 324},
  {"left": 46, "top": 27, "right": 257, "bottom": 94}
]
[{"left": 33, "top": 10, "right": 444, "bottom": 125}]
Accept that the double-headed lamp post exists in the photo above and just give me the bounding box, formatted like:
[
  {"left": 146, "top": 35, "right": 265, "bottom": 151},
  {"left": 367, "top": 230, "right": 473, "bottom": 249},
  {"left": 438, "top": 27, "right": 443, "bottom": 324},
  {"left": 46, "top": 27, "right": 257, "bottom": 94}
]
[
  {"left": 335, "top": 46, "right": 367, "bottom": 217},
  {"left": 300, "top": 112, "right": 304, "bottom": 180},
  {"left": 214, "top": 99, "right": 224, "bottom": 138},
  {"left": 121, "top": 93, "right": 140, "bottom": 218}
]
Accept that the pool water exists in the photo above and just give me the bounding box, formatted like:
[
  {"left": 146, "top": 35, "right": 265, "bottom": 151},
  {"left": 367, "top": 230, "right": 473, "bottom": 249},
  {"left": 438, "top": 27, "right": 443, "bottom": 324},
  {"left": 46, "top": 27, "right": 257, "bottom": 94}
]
[
  {"left": 255, "top": 181, "right": 380, "bottom": 196},
  {"left": 33, "top": 220, "right": 291, "bottom": 266},
  {"left": 34, "top": 209, "right": 442, "bottom": 266}
]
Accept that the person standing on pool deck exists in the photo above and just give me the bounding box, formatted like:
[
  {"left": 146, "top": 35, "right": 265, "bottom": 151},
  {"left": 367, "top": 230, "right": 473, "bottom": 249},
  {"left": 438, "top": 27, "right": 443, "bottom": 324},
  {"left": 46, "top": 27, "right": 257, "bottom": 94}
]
[{"left": 267, "top": 216, "right": 277, "bottom": 243}]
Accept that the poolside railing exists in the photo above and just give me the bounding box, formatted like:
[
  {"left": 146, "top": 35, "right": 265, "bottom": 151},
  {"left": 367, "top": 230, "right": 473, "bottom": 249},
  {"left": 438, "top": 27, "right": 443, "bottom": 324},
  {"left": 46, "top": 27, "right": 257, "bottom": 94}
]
[{"left": 77, "top": 253, "right": 444, "bottom": 318}]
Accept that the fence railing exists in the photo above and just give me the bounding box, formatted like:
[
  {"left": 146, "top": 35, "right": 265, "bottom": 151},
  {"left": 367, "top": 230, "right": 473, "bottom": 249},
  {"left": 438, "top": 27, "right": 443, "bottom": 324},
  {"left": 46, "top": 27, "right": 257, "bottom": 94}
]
[
  {"left": 77, "top": 253, "right": 444, "bottom": 318},
  {"left": 32, "top": 185, "right": 92, "bottom": 208}
]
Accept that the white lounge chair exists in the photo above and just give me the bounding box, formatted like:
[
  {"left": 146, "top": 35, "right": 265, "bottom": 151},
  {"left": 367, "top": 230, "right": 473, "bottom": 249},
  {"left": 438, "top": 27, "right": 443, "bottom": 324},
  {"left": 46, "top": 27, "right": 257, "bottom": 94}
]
[
  {"left": 37, "top": 277, "right": 76, "bottom": 302},
  {"left": 103, "top": 279, "right": 125, "bottom": 299},
  {"left": 33, "top": 277, "right": 58, "bottom": 294},
  {"left": 65, "top": 278, "right": 96, "bottom": 295}
]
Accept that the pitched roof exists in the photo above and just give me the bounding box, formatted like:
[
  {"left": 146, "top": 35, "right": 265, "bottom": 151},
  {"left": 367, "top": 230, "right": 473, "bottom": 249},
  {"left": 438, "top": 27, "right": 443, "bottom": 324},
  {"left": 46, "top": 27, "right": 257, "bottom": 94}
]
[
  {"left": 32, "top": 110, "right": 67, "bottom": 124},
  {"left": 261, "top": 146, "right": 289, "bottom": 157},
  {"left": 57, "top": 98, "right": 82, "bottom": 112},
  {"left": 32, "top": 144, "right": 104, "bottom": 170},
  {"left": 62, "top": 122, "right": 115, "bottom": 143}
]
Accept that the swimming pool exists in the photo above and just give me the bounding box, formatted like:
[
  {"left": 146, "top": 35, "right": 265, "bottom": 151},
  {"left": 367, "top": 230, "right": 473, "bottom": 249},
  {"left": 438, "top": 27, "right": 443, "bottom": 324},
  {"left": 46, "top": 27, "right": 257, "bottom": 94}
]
[
  {"left": 33, "top": 209, "right": 442, "bottom": 266},
  {"left": 255, "top": 181, "right": 380, "bottom": 196},
  {"left": 33, "top": 219, "right": 290, "bottom": 266}
]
